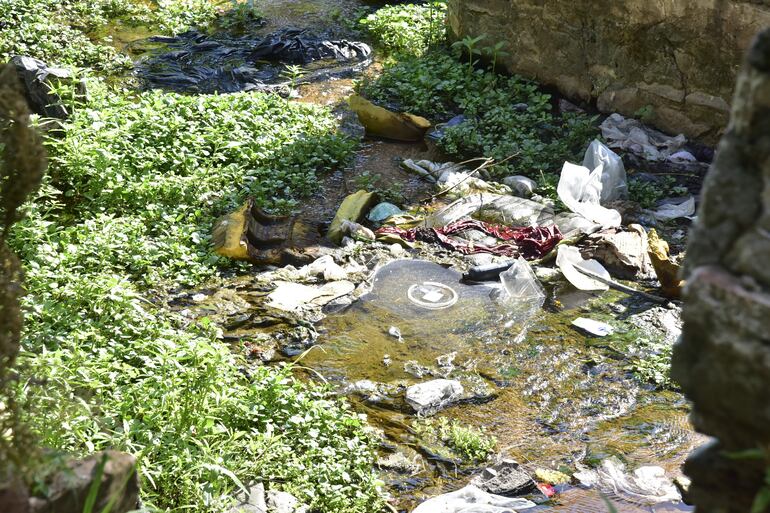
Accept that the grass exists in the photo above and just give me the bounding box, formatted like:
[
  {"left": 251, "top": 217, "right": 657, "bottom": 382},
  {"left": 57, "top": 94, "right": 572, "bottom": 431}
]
[{"left": 6, "top": 80, "right": 383, "bottom": 511}]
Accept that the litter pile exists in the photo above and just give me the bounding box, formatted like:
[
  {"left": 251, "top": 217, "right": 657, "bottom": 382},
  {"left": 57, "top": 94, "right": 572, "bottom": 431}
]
[
  {"left": 207, "top": 98, "right": 699, "bottom": 512},
  {"left": 134, "top": 28, "right": 372, "bottom": 94}
]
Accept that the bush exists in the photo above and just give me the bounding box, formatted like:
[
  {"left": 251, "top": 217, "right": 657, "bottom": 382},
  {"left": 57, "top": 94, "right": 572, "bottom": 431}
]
[
  {"left": 359, "top": 2, "right": 446, "bottom": 57},
  {"left": 9, "top": 82, "right": 380, "bottom": 512},
  {"left": 358, "top": 52, "right": 598, "bottom": 177}
]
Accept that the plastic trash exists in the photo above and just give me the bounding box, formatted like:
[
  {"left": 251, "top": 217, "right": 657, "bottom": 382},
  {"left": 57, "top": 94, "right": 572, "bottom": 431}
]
[
  {"left": 582, "top": 139, "right": 628, "bottom": 203},
  {"left": 557, "top": 162, "right": 622, "bottom": 228},
  {"left": 367, "top": 202, "right": 403, "bottom": 225},
  {"left": 573, "top": 458, "right": 681, "bottom": 505},
  {"left": 572, "top": 317, "right": 615, "bottom": 337},
  {"left": 402, "top": 159, "right": 511, "bottom": 198},
  {"left": 349, "top": 95, "right": 431, "bottom": 142},
  {"left": 650, "top": 196, "right": 696, "bottom": 222},
  {"left": 412, "top": 485, "right": 536, "bottom": 513},
  {"left": 500, "top": 258, "right": 546, "bottom": 307},
  {"left": 600, "top": 113, "right": 688, "bottom": 162},
  {"left": 136, "top": 28, "right": 372, "bottom": 94},
  {"left": 556, "top": 246, "right": 612, "bottom": 292},
  {"left": 473, "top": 195, "right": 555, "bottom": 227},
  {"left": 327, "top": 190, "right": 378, "bottom": 244},
  {"left": 426, "top": 114, "right": 466, "bottom": 142}
]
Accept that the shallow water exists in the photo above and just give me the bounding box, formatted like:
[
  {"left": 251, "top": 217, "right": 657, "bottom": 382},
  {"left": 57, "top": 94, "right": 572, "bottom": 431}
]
[
  {"left": 298, "top": 260, "right": 701, "bottom": 509},
  {"left": 133, "top": 0, "right": 704, "bottom": 510}
]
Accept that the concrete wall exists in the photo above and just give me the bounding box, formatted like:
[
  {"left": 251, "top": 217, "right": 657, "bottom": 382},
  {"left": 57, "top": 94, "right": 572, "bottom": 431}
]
[{"left": 447, "top": 0, "right": 770, "bottom": 143}]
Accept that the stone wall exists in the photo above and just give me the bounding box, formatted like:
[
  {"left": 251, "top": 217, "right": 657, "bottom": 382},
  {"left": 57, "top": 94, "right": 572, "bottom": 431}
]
[
  {"left": 672, "top": 29, "right": 770, "bottom": 512},
  {"left": 446, "top": 0, "right": 770, "bottom": 143}
]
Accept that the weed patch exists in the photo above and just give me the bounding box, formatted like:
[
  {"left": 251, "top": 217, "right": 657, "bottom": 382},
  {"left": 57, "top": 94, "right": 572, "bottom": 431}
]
[
  {"left": 8, "top": 82, "right": 378, "bottom": 511},
  {"left": 413, "top": 417, "right": 496, "bottom": 464},
  {"left": 358, "top": 52, "right": 598, "bottom": 177},
  {"left": 359, "top": 2, "right": 447, "bottom": 57}
]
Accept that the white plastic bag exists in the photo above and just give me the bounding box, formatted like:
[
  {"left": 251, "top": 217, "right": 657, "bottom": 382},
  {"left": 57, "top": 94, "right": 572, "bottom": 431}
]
[
  {"left": 582, "top": 139, "right": 628, "bottom": 203},
  {"left": 556, "top": 246, "right": 611, "bottom": 291},
  {"left": 412, "top": 484, "right": 536, "bottom": 513},
  {"left": 557, "top": 162, "right": 622, "bottom": 228}
]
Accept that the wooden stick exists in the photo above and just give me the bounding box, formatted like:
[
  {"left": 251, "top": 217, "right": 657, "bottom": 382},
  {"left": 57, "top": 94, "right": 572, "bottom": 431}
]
[{"left": 573, "top": 265, "right": 670, "bottom": 304}]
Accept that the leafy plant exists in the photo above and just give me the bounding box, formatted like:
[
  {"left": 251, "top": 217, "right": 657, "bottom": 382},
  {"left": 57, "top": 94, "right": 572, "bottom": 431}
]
[
  {"left": 452, "top": 34, "right": 487, "bottom": 74},
  {"left": 282, "top": 64, "right": 305, "bottom": 93},
  {"left": 628, "top": 175, "right": 677, "bottom": 209},
  {"left": 8, "top": 80, "right": 380, "bottom": 512},
  {"left": 352, "top": 171, "right": 405, "bottom": 206},
  {"left": 413, "top": 417, "right": 496, "bottom": 464},
  {"left": 482, "top": 41, "right": 510, "bottom": 74},
  {"left": 359, "top": 2, "right": 447, "bottom": 57}
]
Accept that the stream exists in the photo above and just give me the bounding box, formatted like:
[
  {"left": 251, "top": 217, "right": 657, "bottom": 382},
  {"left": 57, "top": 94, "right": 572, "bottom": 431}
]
[{"left": 106, "top": 1, "right": 705, "bottom": 511}]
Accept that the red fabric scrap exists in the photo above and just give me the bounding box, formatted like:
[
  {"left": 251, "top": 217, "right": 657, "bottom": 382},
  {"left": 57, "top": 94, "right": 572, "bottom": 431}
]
[{"left": 376, "top": 219, "right": 562, "bottom": 259}]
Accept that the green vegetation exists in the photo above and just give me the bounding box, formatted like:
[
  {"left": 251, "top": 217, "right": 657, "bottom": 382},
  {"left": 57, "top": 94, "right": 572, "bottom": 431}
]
[
  {"left": 413, "top": 417, "right": 496, "bottom": 464},
  {"left": 8, "top": 82, "right": 380, "bottom": 511},
  {"left": 628, "top": 175, "right": 688, "bottom": 209},
  {"left": 359, "top": 2, "right": 447, "bottom": 57},
  {"left": 359, "top": 52, "right": 598, "bottom": 176},
  {"left": 0, "top": 0, "right": 230, "bottom": 72},
  {"left": 604, "top": 328, "right": 674, "bottom": 388}
]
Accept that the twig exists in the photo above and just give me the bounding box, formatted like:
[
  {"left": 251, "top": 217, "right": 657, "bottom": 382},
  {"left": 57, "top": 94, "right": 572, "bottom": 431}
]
[
  {"left": 417, "top": 153, "right": 520, "bottom": 204},
  {"left": 573, "top": 266, "right": 669, "bottom": 304}
]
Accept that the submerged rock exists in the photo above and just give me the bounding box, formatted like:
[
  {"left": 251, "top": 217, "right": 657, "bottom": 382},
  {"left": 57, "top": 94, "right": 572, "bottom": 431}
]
[
  {"left": 471, "top": 459, "right": 537, "bottom": 496},
  {"left": 405, "top": 379, "right": 463, "bottom": 415}
]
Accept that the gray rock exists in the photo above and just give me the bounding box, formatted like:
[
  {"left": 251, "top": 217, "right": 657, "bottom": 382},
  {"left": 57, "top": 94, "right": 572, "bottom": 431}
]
[
  {"left": 405, "top": 379, "right": 463, "bottom": 415},
  {"left": 229, "top": 482, "right": 267, "bottom": 513},
  {"left": 671, "top": 28, "right": 770, "bottom": 513},
  {"left": 502, "top": 175, "right": 537, "bottom": 198},
  {"left": 267, "top": 490, "right": 307, "bottom": 513},
  {"left": 471, "top": 459, "right": 537, "bottom": 496}
]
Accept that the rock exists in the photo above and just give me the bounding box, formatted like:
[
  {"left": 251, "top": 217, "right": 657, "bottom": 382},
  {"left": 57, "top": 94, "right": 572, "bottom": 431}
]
[
  {"left": 229, "top": 482, "right": 267, "bottom": 513},
  {"left": 446, "top": 1, "right": 770, "bottom": 143},
  {"left": 0, "top": 476, "right": 29, "bottom": 513},
  {"left": 11, "top": 56, "right": 86, "bottom": 119},
  {"left": 266, "top": 490, "right": 307, "bottom": 513},
  {"left": 471, "top": 460, "right": 537, "bottom": 496},
  {"left": 376, "top": 450, "right": 423, "bottom": 474},
  {"left": 299, "top": 255, "right": 348, "bottom": 281},
  {"left": 342, "top": 380, "right": 397, "bottom": 403},
  {"left": 671, "top": 30, "right": 770, "bottom": 512},
  {"left": 412, "top": 484, "right": 536, "bottom": 513},
  {"left": 627, "top": 305, "right": 682, "bottom": 345},
  {"left": 581, "top": 225, "right": 655, "bottom": 280},
  {"left": 29, "top": 451, "right": 139, "bottom": 513},
  {"left": 502, "top": 175, "right": 537, "bottom": 198},
  {"left": 405, "top": 379, "right": 463, "bottom": 415},
  {"left": 266, "top": 281, "right": 355, "bottom": 312},
  {"left": 348, "top": 94, "right": 431, "bottom": 142}
]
